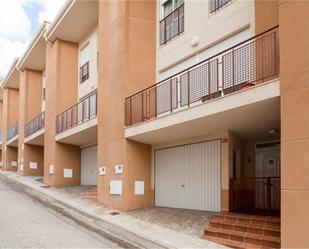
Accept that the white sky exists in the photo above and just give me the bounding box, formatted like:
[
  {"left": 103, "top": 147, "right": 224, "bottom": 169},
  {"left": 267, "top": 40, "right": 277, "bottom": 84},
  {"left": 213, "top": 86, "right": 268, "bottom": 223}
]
[{"left": 0, "top": 0, "right": 65, "bottom": 78}]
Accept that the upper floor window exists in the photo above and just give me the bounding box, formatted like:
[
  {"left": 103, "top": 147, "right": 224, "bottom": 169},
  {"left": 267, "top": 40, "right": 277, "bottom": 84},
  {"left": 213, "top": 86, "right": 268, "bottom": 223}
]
[
  {"left": 80, "top": 62, "right": 89, "bottom": 84},
  {"left": 42, "top": 87, "right": 46, "bottom": 101},
  {"left": 210, "top": 0, "right": 232, "bottom": 13},
  {"left": 160, "top": 0, "right": 184, "bottom": 45},
  {"left": 80, "top": 42, "right": 90, "bottom": 84}
]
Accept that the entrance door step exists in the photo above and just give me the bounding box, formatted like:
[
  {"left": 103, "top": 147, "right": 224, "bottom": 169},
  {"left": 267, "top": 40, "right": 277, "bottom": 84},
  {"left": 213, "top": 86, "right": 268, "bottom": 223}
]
[{"left": 203, "top": 212, "right": 280, "bottom": 249}]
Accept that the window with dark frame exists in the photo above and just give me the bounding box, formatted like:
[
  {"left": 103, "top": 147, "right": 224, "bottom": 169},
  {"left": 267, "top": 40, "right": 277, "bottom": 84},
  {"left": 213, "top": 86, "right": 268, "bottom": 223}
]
[
  {"left": 80, "top": 61, "right": 89, "bottom": 83},
  {"left": 210, "top": 0, "right": 232, "bottom": 13},
  {"left": 42, "top": 88, "right": 46, "bottom": 101},
  {"left": 160, "top": 0, "right": 184, "bottom": 45}
]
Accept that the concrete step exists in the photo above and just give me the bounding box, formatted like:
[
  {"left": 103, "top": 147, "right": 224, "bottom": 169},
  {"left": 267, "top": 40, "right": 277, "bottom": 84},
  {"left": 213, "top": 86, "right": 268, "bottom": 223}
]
[
  {"left": 214, "top": 213, "right": 280, "bottom": 226},
  {"left": 204, "top": 227, "right": 280, "bottom": 248},
  {"left": 203, "top": 235, "right": 275, "bottom": 249},
  {"left": 209, "top": 219, "right": 280, "bottom": 237}
]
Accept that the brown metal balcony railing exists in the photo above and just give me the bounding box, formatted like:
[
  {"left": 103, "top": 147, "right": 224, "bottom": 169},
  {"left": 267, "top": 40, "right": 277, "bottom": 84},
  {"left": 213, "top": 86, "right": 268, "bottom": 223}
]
[
  {"left": 229, "top": 177, "right": 280, "bottom": 214},
  {"left": 7, "top": 123, "right": 19, "bottom": 140},
  {"left": 56, "top": 91, "right": 97, "bottom": 134},
  {"left": 125, "top": 26, "right": 279, "bottom": 127},
  {"left": 210, "top": 0, "right": 232, "bottom": 13},
  {"left": 160, "top": 4, "right": 184, "bottom": 45},
  {"left": 25, "top": 111, "right": 45, "bottom": 137}
]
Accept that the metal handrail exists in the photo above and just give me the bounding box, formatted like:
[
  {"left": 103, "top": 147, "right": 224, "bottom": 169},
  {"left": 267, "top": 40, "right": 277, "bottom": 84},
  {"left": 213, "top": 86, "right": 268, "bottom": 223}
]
[
  {"left": 126, "top": 25, "right": 279, "bottom": 100},
  {"left": 56, "top": 91, "right": 97, "bottom": 134},
  {"left": 125, "top": 26, "right": 279, "bottom": 127},
  {"left": 7, "top": 123, "right": 19, "bottom": 140},
  {"left": 25, "top": 111, "right": 45, "bottom": 137}
]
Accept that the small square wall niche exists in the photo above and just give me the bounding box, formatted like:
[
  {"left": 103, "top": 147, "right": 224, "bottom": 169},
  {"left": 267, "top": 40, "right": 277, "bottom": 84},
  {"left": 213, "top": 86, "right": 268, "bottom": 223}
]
[
  {"left": 64, "top": 168, "right": 73, "bottom": 178},
  {"left": 134, "top": 181, "right": 144, "bottom": 195}
]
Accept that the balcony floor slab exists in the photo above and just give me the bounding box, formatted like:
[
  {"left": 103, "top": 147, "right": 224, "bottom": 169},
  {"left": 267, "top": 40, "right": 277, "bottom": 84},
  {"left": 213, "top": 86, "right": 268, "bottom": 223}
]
[{"left": 125, "top": 80, "right": 280, "bottom": 145}]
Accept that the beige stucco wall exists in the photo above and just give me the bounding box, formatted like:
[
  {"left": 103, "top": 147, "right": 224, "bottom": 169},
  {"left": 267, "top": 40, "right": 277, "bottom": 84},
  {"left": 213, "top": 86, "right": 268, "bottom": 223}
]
[
  {"left": 156, "top": 0, "right": 255, "bottom": 80},
  {"left": 44, "top": 39, "right": 81, "bottom": 187},
  {"left": 78, "top": 26, "right": 98, "bottom": 100},
  {"left": 97, "top": 0, "right": 156, "bottom": 211},
  {"left": 17, "top": 69, "right": 44, "bottom": 176},
  {"left": 279, "top": 1, "right": 309, "bottom": 248}
]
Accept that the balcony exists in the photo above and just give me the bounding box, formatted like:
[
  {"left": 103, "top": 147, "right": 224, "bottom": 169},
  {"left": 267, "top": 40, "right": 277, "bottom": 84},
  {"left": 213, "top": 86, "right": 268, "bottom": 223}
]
[
  {"left": 55, "top": 91, "right": 97, "bottom": 146},
  {"left": 125, "top": 26, "right": 279, "bottom": 128},
  {"left": 159, "top": 4, "right": 184, "bottom": 45},
  {"left": 24, "top": 112, "right": 45, "bottom": 146},
  {"left": 7, "top": 123, "right": 19, "bottom": 140},
  {"left": 7, "top": 123, "right": 19, "bottom": 147},
  {"left": 25, "top": 112, "right": 45, "bottom": 137},
  {"left": 210, "top": 0, "right": 232, "bottom": 13}
]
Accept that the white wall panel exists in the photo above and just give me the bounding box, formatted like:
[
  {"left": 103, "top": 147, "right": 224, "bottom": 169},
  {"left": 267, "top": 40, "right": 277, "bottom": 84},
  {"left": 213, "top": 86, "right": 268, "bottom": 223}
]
[{"left": 155, "top": 140, "right": 221, "bottom": 211}]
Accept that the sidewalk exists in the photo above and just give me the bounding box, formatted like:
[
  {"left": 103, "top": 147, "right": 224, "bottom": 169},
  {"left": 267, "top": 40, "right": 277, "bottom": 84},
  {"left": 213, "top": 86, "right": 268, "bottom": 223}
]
[{"left": 0, "top": 171, "right": 227, "bottom": 249}]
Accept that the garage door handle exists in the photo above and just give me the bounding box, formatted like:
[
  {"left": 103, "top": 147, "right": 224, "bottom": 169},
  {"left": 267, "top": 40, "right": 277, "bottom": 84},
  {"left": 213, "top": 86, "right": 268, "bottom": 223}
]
[{"left": 181, "top": 184, "right": 185, "bottom": 188}]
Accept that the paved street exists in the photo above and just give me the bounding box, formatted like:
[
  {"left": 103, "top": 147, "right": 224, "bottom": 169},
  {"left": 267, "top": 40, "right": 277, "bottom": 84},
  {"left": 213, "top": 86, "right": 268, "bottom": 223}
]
[{"left": 0, "top": 180, "right": 120, "bottom": 248}]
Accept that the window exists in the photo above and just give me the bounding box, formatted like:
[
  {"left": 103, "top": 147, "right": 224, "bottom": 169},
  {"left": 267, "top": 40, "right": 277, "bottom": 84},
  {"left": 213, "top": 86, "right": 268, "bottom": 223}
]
[
  {"left": 162, "top": 0, "right": 184, "bottom": 18},
  {"left": 79, "top": 42, "right": 90, "bottom": 83},
  {"left": 42, "top": 88, "right": 46, "bottom": 101},
  {"left": 210, "top": 0, "right": 232, "bottom": 13},
  {"left": 163, "top": 0, "right": 173, "bottom": 17},
  {"left": 160, "top": 0, "right": 184, "bottom": 45},
  {"left": 80, "top": 62, "right": 89, "bottom": 83}
]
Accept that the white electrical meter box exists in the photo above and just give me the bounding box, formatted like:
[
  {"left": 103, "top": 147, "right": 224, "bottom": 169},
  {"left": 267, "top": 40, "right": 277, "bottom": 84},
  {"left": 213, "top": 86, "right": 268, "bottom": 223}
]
[
  {"left": 49, "top": 164, "right": 54, "bottom": 175},
  {"left": 64, "top": 168, "right": 73, "bottom": 178},
  {"left": 98, "top": 167, "right": 106, "bottom": 176},
  {"left": 110, "top": 180, "right": 122, "bottom": 195},
  {"left": 134, "top": 181, "right": 145, "bottom": 195},
  {"left": 29, "top": 162, "right": 38, "bottom": 169},
  {"left": 114, "top": 164, "right": 123, "bottom": 174},
  {"left": 11, "top": 161, "right": 17, "bottom": 167}
]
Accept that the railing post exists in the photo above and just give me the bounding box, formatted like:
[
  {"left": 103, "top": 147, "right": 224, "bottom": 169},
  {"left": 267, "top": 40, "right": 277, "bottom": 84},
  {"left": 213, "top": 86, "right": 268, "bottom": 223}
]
[
  {"left": 129, "top": 97, "right": 132, "bottom": 125},
  {"left": 261, "top": 35, "right": 264, "bottom": 81},
  {"left": 267, "top": 177, "right": 272, "bottom": 213},
  {"left": 88, "top": 95, "right": 91, "bottom": 119},
  {"left": 155, "top": 86, "right": 157, "bottom": 118},
  {"left": 170, "top": 79, "right": 173, "bottom": 112},
  {"left": 141, "top": 93, "right": 144, "bottom": 122},
  {"left": 187, "top": 70, "right": 190, "bottom": 107}
]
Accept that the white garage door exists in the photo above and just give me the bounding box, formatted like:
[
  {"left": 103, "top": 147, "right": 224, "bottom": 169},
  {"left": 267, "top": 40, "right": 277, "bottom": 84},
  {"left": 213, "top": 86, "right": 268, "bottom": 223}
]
[
  {"left": 81, "top": 145, "right": 97, "bottom": 185},
  {"left": 155, "top": 140, "right": 221, "bottom": 211}
]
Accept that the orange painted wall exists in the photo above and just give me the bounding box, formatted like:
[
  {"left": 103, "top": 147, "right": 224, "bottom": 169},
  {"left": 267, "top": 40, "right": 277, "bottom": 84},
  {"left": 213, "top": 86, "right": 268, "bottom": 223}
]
[
  {"left": 97, "top": 0, "right": 156, "bottom": 210},
  {"left": 7, "top": 89, "right": 19, "bottom": 129},
  {"left": 2, "top": 88, "right": 19, "bottom": 171},
  {"left": 0, "top": 101, "right": 3, "bottom": 131},
  {"left": 0, "top": 101, "right": 2, "bottom": 163},
  {"left": 44, "top": 39, "right": 81, "bottom": 187},
  {"left": 254, "top": 0, "right": 278, "bottom": 34},
  {"left": 279, "top": 1, "right": 309, "bottom": 248},
  {"left": 18, "top": 69, "right": 44, "bottom": 176}
]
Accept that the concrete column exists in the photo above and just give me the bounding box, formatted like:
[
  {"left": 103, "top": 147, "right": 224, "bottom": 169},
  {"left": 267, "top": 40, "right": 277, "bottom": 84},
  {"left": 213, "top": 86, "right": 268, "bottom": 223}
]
[
  {"left": 279, "top": 1, "right": 309, "bottom": 247},
  {"left": 2, "top": 88, "right": 19, "bottom": 171},
  {"left": 44, "top": 39, "right": 81, "bottom": 187},
  {"left": 97, "top": 0, "right": 156, "bottom": 210},
  {"left": 18, "top": 69, "right": 44, "bottom": 176}
]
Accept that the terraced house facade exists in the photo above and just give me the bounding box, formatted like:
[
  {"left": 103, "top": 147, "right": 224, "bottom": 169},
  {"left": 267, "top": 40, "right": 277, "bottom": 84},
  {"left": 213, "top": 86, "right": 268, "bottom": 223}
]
[{"left": 0, "top": 0, "right": 308, "bottom": 248}]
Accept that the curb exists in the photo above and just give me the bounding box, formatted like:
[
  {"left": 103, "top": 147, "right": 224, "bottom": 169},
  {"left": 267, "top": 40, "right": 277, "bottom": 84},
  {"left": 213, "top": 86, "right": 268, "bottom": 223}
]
[{"left": 0, "top": 174, "right": 170, "bottom": 249}]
